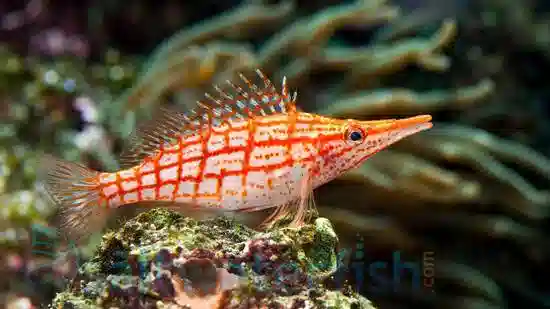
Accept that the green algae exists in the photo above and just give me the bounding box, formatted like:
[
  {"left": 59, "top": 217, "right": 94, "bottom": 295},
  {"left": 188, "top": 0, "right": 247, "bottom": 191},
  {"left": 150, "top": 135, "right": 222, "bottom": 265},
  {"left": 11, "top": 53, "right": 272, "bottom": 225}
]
[
  {"left": 305, "top": 218, "right": 339, "bottom": 277},
  {"left": 51, "top": 291, "right": 99, "bottom": 309}
]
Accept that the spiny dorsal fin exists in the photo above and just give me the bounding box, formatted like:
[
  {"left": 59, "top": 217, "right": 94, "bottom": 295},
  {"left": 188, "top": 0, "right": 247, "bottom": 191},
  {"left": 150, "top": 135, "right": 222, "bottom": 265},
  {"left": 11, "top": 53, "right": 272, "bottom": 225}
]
[{"left": 119, "top": 69, "right": 298, "bottom": 169}]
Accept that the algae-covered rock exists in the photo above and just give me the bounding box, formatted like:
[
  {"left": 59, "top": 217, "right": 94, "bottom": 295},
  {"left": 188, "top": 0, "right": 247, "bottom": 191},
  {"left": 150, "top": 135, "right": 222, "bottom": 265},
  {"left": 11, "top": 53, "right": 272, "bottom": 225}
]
[{"left": 51, "top": 208, "right": 376, "bottom": 309}]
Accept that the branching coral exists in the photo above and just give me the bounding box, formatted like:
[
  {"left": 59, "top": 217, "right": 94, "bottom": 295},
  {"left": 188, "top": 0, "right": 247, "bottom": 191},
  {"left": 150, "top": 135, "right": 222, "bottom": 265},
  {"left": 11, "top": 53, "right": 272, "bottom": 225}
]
[
  {"left": 395, "top": 126, "right": 550, "bottom": 221},
  {"left": 141, "top": 0, "right": 295, "bottom": 76},
  {"left": 317, "top": 78, "right": 495, "bottom": 118},
  {"left": 110, "top": 42, "right": 258, "bottom": 132},
  {"left": 342, "top": 18, "right": 457, "bottom": 89},
  {"left": 256, "top": 0, "right": 400, "bottom": 71}
]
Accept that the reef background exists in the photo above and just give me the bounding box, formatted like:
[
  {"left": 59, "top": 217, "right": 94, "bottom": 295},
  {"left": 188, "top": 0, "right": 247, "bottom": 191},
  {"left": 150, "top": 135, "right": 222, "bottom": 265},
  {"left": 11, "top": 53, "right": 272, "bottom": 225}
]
[{"left": 1, "top": 0, "right": 549, "bottom": 308}]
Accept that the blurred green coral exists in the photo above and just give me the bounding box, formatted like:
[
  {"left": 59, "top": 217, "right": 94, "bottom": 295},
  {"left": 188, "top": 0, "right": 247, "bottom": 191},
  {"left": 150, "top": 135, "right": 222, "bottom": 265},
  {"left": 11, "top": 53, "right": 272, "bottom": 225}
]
[
  {"left": 0, "top": 43, "right": 142, "bottom": 252},
  {"left": 0, "top": 190, "right": 47, "bottom": 224}
]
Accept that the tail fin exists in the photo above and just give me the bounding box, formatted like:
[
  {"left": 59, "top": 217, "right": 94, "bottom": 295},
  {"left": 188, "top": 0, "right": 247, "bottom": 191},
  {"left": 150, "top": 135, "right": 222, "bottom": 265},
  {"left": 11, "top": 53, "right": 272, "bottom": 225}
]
[{"left": 37, "top": 154, "right": 110, "bottom": 242}]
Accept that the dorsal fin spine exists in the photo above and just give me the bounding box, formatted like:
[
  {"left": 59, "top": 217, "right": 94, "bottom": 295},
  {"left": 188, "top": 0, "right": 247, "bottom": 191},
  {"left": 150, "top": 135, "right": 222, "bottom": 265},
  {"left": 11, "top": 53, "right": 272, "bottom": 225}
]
[
  {"left": 214, "top": 85, "right": 233, "bottom": 100},
  {"left": 118, "top": 69, "right": 297, "bottom": 169},
  {"left": 282, "top": 76, "right": 289, "bottom": 98},
  {"left": 238, "top": 73, "right": 258, "bottom": 93}
]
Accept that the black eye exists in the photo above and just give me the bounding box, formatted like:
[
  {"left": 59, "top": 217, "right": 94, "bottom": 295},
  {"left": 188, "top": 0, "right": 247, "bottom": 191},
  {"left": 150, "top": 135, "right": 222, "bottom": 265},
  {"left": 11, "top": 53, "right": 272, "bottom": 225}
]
[{"left": 349, "top": 131, "right": 363, "bottom": 141}]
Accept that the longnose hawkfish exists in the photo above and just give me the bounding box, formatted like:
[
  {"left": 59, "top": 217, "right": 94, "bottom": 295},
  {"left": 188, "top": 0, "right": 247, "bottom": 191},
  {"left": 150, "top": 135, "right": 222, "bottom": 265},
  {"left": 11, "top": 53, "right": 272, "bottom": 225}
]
[{"left": 38, "top": 69, "right": 432, "bottom": 241}]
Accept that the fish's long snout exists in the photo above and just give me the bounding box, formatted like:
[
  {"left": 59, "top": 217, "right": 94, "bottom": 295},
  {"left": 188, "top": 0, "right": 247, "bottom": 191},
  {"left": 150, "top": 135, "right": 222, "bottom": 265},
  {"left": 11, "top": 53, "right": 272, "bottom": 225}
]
[
  {"left": 363, "top": 114, "right": 433, "bottom": 135},
  {"left": 394, "top": 114, "right": 432, "bottom": 128}
]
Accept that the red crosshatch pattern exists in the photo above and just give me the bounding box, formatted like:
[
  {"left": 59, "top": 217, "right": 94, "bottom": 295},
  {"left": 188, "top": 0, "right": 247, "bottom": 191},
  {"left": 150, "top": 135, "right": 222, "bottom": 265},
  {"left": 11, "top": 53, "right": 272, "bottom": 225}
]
[{"left": 96, "top": 113, "right": 351, "bottom": 211}]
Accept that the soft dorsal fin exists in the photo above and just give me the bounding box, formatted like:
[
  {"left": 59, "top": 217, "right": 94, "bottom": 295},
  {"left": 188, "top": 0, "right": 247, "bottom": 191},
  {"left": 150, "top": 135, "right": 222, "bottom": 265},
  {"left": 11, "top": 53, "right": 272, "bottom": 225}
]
[{"left": 119, "top": 69, "right": 298, "bottom": 169}]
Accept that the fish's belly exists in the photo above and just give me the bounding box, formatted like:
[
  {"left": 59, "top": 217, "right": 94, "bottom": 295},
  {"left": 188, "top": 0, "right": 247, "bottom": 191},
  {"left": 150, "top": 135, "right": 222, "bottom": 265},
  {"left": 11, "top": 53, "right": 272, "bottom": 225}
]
[
  {"left": 170, "top": 165, "right": 310, "bottom": 211},
  {"left": 219, "top": 165, "right": 308, "bottom": 211}
]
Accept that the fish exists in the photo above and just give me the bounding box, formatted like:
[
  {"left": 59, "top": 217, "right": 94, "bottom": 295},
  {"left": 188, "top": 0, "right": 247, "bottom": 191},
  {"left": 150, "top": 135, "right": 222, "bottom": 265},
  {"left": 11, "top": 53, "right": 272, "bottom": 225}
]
[{"left": 38, "top": 69, "right": 432, "bottom": 241}]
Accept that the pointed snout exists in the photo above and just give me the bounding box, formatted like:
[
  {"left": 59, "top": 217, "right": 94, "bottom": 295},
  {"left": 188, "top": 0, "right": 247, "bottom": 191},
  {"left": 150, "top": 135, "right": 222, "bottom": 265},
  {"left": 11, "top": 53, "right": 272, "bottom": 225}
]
[{"left": 362, "top": 114, "right": 433, "bottom": 135}]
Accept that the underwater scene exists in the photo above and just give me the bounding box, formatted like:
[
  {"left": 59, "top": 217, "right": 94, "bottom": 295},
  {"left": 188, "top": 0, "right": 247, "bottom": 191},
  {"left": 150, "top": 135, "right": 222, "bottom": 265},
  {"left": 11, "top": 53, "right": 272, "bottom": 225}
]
[{"left": 1, "top": 0, "right": 549, "bottom": 308}]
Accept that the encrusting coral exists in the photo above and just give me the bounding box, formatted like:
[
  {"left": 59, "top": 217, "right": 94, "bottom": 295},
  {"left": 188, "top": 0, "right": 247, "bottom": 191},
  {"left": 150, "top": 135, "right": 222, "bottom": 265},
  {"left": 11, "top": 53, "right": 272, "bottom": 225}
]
[{"left": 51, "top": 209, "right": 375, "bottom": 309}]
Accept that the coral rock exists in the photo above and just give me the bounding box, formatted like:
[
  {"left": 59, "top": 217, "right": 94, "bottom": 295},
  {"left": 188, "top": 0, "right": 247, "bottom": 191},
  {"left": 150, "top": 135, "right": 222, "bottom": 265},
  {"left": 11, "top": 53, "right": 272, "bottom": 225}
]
[{"left": 51, "top": 208, "right": 375, "bottom": 309}]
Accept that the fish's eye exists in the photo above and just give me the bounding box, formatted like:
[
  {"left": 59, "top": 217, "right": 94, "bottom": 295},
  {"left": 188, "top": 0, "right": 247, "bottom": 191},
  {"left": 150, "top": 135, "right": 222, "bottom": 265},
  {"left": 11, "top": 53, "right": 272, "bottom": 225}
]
[
  {"left": 344, "top": 125, "right": 366, "bottom": 143},
  {"left": 349, "top": 131, "right": 363, "bottom": 141}
]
